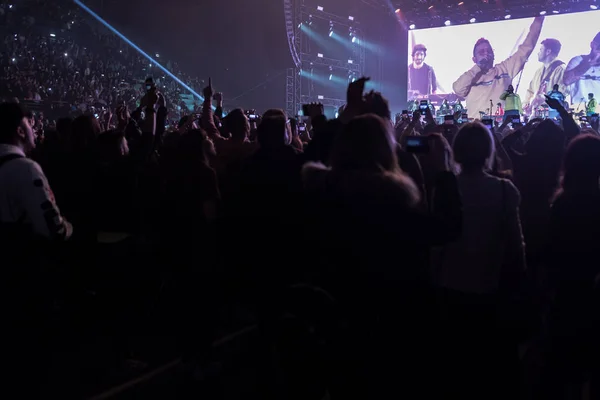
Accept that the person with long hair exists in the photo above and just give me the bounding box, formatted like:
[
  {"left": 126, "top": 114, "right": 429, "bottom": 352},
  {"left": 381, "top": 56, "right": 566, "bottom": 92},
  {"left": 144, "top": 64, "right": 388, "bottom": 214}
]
[{"left": 541, "top": 134, "right": 600, "bottom": 400}]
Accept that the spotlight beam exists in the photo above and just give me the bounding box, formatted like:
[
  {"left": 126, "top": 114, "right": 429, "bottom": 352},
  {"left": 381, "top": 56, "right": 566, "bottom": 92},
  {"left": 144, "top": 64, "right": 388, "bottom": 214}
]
[{"left": 73, "top": 0, "right": 210, "bottom": 106}]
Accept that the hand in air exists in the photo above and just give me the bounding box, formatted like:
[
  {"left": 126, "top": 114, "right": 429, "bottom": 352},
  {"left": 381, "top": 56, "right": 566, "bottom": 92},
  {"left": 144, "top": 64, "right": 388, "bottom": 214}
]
[
  {"left": 346, "top": 77, "right": 370, "bottom": 109},
  {"left": 203, "top": 77, "right": 214, "bottom": 100},
  {"left": 303, "top": 102, "right": 324, "bottom": 119},
  {"left": 544, "top": 95, "right": 563, "bottom": 111}
]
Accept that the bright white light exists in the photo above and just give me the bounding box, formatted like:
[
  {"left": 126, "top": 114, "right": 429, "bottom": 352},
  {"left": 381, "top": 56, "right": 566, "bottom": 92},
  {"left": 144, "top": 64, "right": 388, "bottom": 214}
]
[
  {"left": 591, "top": 5, "right": 598, "bottom": 9},
  {"left": 395, "top": 8, "right": 401, "bottom": 13},
  {"left": 469, "top": 18, "right": 476, "bottom": 23},
  {"left": 552, "top": 10, "right": 560, "bottom": 13},
  {"left": 64, "top": 53, "right": 68, "bottom": 57},
  {"left": 50, "top": 33, "right": 56, "bottom": 37},
  {"left": 318, "top": 95, "right": 324, "bottom": 100},
  {"left": 540, "top": 11, "right": 546, "bottom": 15},
  {"left": 504, "top": 14, "right": 511, "bottom": 19},
  {"left": 155, "top": 53, "right": 160, "bottom": 57},
  {"left": 409, "top": 24, "right": 416, "bottom": 29},
  {"left": 317, "top": 53, "right": 323, "bottom": 58},
  {"left": 444, "top": 20, "right": 451, "bottom": 26},
  {"left": 11, "top": 58, "right": 16, "bottom": 62},
  {"left": 9, "top": 5, "right": 13, "bottom": 8},
  {"left": 317, "top": 6, "right": 323, "bottom": 11},
  {"left": 352, "top": 36, "right": 358, "bottom": 43},
  {"left": 329, "top": 30, "right": 333, "bottom": 37},
  {"left": 348, "top": 16, "right": 354, "bottom": 21},
  {"left": 348, "top": 59, "right": 353, "bottom": 64},
  {"left": 329, "top": 74, "right": 333, "bottom": 80},
  {"left": 149, "top": 64, "right": 152, "bottom": 67}
]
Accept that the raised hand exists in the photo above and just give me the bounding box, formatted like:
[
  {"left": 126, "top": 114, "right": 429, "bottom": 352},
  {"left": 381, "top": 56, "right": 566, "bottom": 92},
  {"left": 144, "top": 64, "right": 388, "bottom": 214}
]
[
  {"left": 203, "top": 77, "right": 214, "bottom": 100},
  {"left": 346, "top": 76, "right": 370, "bottom": 109},
  {"left": 544, "top": 94, "right": 563, "bottom": 111},
  {"left": 303, "top": 102, "right": 324, "bottom": 119}
]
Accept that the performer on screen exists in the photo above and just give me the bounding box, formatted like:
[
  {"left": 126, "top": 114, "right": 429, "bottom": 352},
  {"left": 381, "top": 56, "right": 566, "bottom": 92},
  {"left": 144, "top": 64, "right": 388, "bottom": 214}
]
[
  {"left": 546, "top": 84, "right": 566, "bottom": 119},
  {"left": 564, "top": 32, "right": 600, "bottom": 108},
  {"left": 500, "top": 85, "right": 522, "bottom": 122},
  {"left": 587, "top": 93, "right": 598, "bottom": 117},
  {"left": 523, "top": 38, "right": 565, "bottom": 115},
  {"left": 408, "top": 44, "right": 438, "bottom": 99},
  {"left": 452, "top": 16, "right": 544, "bottom": 118}
]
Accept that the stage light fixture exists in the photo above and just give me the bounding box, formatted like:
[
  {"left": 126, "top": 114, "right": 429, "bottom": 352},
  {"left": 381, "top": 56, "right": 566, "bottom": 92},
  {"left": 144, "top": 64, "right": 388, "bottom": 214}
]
[
  {"left": 444, "top": 20, "right": 451, "bottom": 26},
  {"left": 552, "top": 10, "right": 559, "bottom": 13},
  {"left": 317, "top": 6, "right": 323, "bottom": 11},
  {"left": 317, "top": 53, "right": 324, "bottom": 58},
  {"left": 469, "top": 18, "right": 476, "bottom": 23},
  {"left": 352, "top": 36, "right": 358, "bottom": 43},
  {"left": 329, "top": 30, "right": 333, "bottom": 37},
  {"left": 428, "top": 5, "right": 434, "bottom": 10},
  {"left": 504, "top": 14, "right": 511, "bottom": 19},
  {"left": 409, "top": 24, "right": 416, "bottom": 29},
  {"left": 395, "top": 8, "right": 400, "bottom": 13},
  {"left": 349, "top": 16, "right": 354, "bottom": 20},
  {"left": 539, "top": 11, "right": 546, "bottom": 15},
  {"left": 318, "top": 95, "right": 324, "bottom": 100},
  {"left": 155, "top": 53, "right": 160, "bottom": 57},
  {"left": 457, "top": 1, "right": 464, "bottom": 5},
  {"left": 50, "top": 33, "right": 56, "bottom": 37},
  {"left": 348, "top": 59, "right": 353, "bottom": 64},
  {"left": 329, "top": 74, "right": 333, "bottom": 80},
  {"left": 591, "top": 5, "right": 598, "bottom": 9}
]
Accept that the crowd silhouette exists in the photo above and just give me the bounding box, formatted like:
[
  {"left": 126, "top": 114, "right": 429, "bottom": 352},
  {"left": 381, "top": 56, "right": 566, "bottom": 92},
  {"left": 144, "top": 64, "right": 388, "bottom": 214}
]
[{"left": 1, "top": 1, "right": 599, "bottom": 399}]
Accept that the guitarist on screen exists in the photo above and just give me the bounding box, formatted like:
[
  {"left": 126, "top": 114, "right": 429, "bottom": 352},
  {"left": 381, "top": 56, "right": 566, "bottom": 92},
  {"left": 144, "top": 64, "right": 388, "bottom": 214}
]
[{"left": 523, "top": 38, "right": 566, "bottom": 116}]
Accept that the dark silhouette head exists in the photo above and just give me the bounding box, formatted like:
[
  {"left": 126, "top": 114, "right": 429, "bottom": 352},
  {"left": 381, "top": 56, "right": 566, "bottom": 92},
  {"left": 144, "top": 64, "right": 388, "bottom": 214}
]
[
  {"left": 453, "top": 122, "right": 495, "bottom": 171},
  {"left": 560, "top": 134, "right": 600, "bottom": 193},
  {"left": 331, "top": 113, "right": 397, "bottom": 173}
]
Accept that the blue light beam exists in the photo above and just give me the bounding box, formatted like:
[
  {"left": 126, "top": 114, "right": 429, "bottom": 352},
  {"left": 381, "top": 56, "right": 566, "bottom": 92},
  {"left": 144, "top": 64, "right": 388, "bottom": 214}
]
[{"left": 73, "top": 0, "right": 209, "bottom": 105}]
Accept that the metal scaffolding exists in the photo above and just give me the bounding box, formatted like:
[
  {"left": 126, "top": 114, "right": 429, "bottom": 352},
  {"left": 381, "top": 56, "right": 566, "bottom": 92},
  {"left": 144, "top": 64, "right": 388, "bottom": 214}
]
[{"left": 284, "top": 0, "right": 366, "bottom": 117}]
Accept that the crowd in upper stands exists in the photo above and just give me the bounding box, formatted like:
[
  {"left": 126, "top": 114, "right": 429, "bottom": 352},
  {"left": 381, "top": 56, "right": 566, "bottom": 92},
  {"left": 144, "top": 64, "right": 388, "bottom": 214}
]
[{"left": 0, "top": 1, "right": 599, "bottom": 400}]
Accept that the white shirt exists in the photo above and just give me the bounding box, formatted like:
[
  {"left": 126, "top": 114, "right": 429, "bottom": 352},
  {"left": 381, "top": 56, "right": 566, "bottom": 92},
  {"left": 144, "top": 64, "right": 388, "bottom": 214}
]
[
  {"left": 565, "top": 55, "right": 600, "bottom": 106},
  {"left": 434, "top": 172, "right": 525, "bottom": 294},
  {"left": 0, "top": 144, "right": 72, "bottom": 239}
]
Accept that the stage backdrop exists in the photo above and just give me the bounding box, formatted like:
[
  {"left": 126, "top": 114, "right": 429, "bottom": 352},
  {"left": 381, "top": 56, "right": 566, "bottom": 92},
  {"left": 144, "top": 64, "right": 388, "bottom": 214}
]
[{"left": 406, "top": 10, "right": 599, "bottom": 112}]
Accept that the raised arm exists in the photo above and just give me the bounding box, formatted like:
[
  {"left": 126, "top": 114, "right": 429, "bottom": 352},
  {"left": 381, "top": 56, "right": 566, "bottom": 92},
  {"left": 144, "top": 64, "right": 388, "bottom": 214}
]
[
  {"left": 201, "top": 78, "right": 222, "bottom": 140},
  {"left": 499, "top": 16, "right": 544, "bottom": 78}
]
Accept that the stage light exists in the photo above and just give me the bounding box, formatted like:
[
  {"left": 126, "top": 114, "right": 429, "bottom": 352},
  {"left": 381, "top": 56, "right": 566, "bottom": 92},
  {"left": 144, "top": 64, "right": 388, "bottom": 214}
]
[
  {"left": 318, "top": 95, "right": 324, "bottom": 100},
  {"left": 552, "top": 10, "right": 560, "bottom": 13},
  {"left": 298, "top": 23, "right": 301, "bottom": 28},
  {"left": 591, "top": 5, "right": 598, "bottom": 9},
  {"left": 504, "top": 14, "right": 511, "bottom": 19},
  {"left": 50, "top": 33, "right": 56, "bottom": 37},
  {"left": 348, "top": 16, "right": 354, "bottom": 20},
  {"left": 73, "top": 0, "right": 209, "bottom": 104},
  {"left": 457, "top": 1, "right": 464, "bottom": 5},
  {"left": 539, "top": 11, "right": 546, "bottom": 15},
  {"left": 352, "top": 36, "right": 358, "bottom": 43},
  {"left": 409, "top": 24, "right": 416, "bottom": 29},
  {"left": 155, "top": 53, "right": 160, "bottom": 57},
  {"left": 469, "top": 18, "right": 476, "bottom": 23},
  {"left": 329, "top": 30, "right": 333, "bottom": 37},
  {"left": 317, "top": 53, "right": 324, "bottom": 58},
  {"left": 395, "top": 8, "right": 400, "bottom": 13},
  {"left": 317, "top": 6, "right": 323, "bottom": 11},
  {"left": 428, "top": 5, "right": 434, "bottom": 10},
  {"left": 348, "top": 59, "right": 353, "bottom": 64},
  {"left": 444, "top": 20, "right": 451, "bottom": 26},
  {"left": 329, "top": 74, "right": 333, "bottom": 80}
]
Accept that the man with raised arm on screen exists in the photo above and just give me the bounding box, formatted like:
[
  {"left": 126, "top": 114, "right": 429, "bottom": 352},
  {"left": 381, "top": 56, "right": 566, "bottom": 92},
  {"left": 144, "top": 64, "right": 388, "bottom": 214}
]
[
  {"left": 563, "top": 32, "right": 600, "bottom": 108},
  {"left": 452, "top": 16, "right": 544, "bottom": 117}
]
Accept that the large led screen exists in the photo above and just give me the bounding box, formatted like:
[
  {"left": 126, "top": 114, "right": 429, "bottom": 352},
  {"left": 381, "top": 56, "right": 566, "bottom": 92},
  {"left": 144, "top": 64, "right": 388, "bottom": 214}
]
[{"left": 406, "top": 11, "right": 600, "bottom": 117}]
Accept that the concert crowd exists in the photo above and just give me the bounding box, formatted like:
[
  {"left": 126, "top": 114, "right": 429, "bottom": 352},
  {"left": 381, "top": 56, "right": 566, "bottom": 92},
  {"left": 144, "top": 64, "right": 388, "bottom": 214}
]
[{"left": 1, "top": 1, "right": 599, "bottom": 399}]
